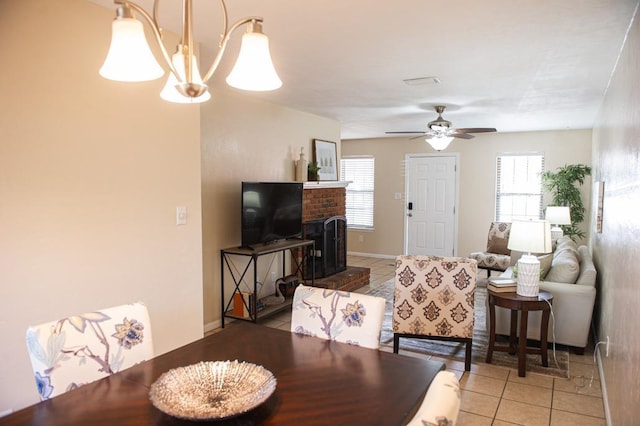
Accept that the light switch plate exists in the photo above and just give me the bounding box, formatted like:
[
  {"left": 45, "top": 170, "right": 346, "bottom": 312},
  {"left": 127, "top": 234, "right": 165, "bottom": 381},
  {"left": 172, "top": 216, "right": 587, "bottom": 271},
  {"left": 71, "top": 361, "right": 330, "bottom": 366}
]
[{"left": 176, "top": 206, "right": 187, "bottom": 225}]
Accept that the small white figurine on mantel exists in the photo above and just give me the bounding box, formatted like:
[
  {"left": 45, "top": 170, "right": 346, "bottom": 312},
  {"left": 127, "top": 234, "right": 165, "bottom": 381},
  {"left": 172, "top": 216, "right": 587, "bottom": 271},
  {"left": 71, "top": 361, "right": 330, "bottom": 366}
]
[{"left": 295, "top": 147, "right": 308, "bottom": 182}]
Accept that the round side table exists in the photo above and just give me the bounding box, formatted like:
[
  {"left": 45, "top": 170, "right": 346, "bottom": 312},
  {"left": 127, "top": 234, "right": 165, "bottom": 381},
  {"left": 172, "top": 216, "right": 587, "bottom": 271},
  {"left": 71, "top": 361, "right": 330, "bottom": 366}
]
[{"left": 485, "top": 290, "right": 553, "bottom": 377}]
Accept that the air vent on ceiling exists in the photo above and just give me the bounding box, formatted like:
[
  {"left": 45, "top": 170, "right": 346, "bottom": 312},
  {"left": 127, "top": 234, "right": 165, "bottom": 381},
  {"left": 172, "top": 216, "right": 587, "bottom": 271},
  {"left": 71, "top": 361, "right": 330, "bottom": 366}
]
[{"left": 402, "top": 76, "right": 441, "bottom": 86}]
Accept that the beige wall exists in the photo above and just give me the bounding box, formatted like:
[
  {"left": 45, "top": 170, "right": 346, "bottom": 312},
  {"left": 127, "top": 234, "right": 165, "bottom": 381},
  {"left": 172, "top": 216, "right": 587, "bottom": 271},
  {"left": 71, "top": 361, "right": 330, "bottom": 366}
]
[
  {"left": 0, "top": 1, "right": 204, "bottom": 412},
  {"left": 342, "top": 129, "right": 592, "bottom": 258},
  {"left": 200, "top": 90, "right": 340, "bottom": 330},
  {"left": 591, "top": 4, "right": 640, "bottom": 423}
]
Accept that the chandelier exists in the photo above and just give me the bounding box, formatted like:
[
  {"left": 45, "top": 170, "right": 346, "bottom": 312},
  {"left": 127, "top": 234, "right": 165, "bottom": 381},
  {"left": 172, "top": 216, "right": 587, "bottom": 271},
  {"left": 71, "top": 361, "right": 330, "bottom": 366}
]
[{"left": 99, "top": 0, "right": 282, "bottom": 103}]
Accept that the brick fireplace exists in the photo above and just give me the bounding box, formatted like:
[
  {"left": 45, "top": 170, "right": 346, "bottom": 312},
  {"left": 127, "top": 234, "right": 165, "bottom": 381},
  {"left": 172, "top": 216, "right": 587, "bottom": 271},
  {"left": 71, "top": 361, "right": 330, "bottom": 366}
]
[
  {"left": 302, "top": 182, "right": 370, "bottom": 291},
  {"left": 302, "top": 186, "right": 346, "bottom": 222}
]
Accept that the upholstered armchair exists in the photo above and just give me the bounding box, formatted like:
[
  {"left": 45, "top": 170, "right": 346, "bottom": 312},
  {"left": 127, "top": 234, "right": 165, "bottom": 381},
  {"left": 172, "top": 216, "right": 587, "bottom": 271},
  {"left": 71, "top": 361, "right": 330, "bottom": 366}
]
[
  {"left": 469, "top": 222, "right": 512, "bottom": 277},
  {"left": 393, "top": 256, "right": 477, "bottom": 371},
  {"left": 25, "top": 302, "right": 154, "bottom": 400},
  {"left": 291, "top": 284, "right": 386, "bottom": 349}
]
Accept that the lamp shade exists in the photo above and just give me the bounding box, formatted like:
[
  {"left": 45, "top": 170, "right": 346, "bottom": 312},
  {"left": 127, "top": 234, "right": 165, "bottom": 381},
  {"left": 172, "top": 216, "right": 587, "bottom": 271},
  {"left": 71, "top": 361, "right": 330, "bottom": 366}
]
[
  {"left": 160, "top": 50, "right": 211, "bottom": 103},
  {"left": 507, "top": 220, "right": 553, "bottom": 254},
  {"left": 226, "top": 30, "right": 282, "bottom": 91},
  {"left": 99, "top": 17, "right": 164, "bottom": 82},
  {"left": 545, "top": 206, "right": 571, "bottom": 225},
  {"left": 426, "top": 136, "right": 454, "bottom": 151}
]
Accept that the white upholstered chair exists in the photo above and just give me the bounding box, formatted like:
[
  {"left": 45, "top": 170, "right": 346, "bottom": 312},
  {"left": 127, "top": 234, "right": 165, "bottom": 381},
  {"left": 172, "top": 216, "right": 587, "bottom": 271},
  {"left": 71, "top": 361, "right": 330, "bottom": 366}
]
[
  {"left": 291, "top": 284, "right": 386, "bottom": 349},
  {"left": 406, "top": 370, "right": 461, "bottom": 426},
  {"left": 25, "top": 302, "right": 153, "bottom": 400},
  {"left": 393, "top": 255, "right": 477, "bottom": 371}
]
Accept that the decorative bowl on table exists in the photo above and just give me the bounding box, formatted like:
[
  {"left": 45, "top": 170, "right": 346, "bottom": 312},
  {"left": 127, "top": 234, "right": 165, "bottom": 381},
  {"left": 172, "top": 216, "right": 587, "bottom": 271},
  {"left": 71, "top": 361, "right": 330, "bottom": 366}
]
[{"left": 149, "top": 360, "right": 277, "bottom": 420}]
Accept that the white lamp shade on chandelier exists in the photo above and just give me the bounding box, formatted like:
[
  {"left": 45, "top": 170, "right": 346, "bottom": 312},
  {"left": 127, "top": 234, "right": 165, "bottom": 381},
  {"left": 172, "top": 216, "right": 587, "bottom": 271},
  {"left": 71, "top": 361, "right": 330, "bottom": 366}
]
[
  {"left": 160, "top": 49, "right": 211, "bottom": 103},
  {"left": 427, "top": 136, "right": 454, "bottom": 151},
  {"left": 508, "top": 220, "right": 553, "bottom": 297},
  {"left": 226, "top": 29, "right": 282, "bottom": 91},
  {"left": 99, "top": 17, "right": 164, "bottom": 82},
  {"left": 99, "top": 0, "right": 281, "bottom": 103},
  {"left": 545, "top": 206, "right": 571, "bottom": 241}
]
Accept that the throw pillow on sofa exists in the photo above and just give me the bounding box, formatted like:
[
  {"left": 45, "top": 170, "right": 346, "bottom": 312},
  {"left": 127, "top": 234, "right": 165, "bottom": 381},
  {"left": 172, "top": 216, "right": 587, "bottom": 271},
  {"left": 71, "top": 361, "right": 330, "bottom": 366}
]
[
  {"left": 545, "top": 249, "right": 580, "bottom": 283},
  {"left": 538, "top": 254, "right": 553, "bottom": 280}
]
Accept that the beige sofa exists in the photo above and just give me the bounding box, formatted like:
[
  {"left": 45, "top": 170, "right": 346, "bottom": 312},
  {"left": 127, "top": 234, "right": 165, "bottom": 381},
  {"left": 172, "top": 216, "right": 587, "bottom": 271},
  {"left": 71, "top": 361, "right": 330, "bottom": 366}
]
[{"left": 486, "top": 236, "right": 597, "bottom": 353}]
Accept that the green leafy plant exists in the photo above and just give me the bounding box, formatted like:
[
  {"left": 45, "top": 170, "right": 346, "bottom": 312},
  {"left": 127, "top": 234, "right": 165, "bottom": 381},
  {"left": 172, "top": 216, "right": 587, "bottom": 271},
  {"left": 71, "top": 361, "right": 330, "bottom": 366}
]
[
  {"left": 307, "top": 161, "right": 321, "bottom": 181},
  {"left": 541, "top": 164, "right": 591, "bottom": 240}
]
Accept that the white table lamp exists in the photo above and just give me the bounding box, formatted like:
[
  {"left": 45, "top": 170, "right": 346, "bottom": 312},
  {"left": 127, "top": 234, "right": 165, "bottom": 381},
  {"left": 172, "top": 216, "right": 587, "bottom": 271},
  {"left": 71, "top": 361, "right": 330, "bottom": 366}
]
[
  {"left": 545, "top": 206, "right": 571, "bottom": 242},
  {"left": 507, "top": 220, "right": 553, "bottom": 297}
]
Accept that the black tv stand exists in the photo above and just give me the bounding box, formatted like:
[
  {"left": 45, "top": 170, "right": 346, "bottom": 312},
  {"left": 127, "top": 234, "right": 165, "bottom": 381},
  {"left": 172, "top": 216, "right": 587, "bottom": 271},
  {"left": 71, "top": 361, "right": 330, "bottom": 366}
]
[{"left": 221, "top": 239, "right": 315, "bottom": 326}]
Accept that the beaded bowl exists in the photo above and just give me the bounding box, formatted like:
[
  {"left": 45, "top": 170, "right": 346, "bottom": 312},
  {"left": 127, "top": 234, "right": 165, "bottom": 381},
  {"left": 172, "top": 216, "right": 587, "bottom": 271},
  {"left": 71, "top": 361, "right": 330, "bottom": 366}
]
[{"left": 149, "top": 360, "right": 277, "bottom": 420}]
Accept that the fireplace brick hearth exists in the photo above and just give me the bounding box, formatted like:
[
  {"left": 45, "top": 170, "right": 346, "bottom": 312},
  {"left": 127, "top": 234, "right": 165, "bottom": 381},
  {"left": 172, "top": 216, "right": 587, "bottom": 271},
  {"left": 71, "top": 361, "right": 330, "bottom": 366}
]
[
  {"left": 302, "top": 183, "right": 370, "bottom": 291},
  {"left": 312, "top": 266, "right": 370, "bottom": 292}
]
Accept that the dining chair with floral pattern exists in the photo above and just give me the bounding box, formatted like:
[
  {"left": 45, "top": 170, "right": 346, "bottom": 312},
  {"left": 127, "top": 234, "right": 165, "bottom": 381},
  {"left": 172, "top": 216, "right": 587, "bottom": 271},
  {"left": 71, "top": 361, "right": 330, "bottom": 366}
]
[
  {"left": 406, "top": 370, "right": 461, "bottom": 426},
  {"left": 25, "top": 302, "right": 154, "bottom": 400},
  {"left": 291, "top": 284, "right": 386, "bottom": 349}
]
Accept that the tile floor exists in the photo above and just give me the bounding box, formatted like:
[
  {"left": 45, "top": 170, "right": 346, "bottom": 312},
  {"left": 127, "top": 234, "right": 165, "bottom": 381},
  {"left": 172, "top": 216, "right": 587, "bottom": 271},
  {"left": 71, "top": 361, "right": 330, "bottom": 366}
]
[{"left": 258, "top": 255, "right": 606, "bottom": 426}]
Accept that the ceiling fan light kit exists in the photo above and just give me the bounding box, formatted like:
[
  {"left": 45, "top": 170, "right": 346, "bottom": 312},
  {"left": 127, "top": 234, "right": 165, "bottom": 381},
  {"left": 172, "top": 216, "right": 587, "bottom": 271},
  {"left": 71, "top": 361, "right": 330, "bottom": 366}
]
[
  {"left": 387, "top": 105, "right": 497, "bottom": 150},
  {"left": 99, "top": 0, "right": 282, "bottom": 103},
  {"left": 426, "top": 136, "right": 454, "bottom": 151}
]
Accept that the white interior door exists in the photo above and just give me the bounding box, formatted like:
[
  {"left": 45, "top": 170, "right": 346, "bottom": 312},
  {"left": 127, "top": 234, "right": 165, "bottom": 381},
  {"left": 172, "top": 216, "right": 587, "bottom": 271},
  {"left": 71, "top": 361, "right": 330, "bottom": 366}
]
[{"left": 404, "top": 154, "right": 458, "bottom": 256}]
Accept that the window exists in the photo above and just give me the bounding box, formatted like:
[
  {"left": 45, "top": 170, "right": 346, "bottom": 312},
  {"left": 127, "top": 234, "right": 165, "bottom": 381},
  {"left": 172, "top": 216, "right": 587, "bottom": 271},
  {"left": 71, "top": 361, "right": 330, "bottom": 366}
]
[
  {"left": 340, "top": 156, "right": 374, "bottom": 229},
  {"left": 495, "top": 154, "right": 544, "bottom": 222}
]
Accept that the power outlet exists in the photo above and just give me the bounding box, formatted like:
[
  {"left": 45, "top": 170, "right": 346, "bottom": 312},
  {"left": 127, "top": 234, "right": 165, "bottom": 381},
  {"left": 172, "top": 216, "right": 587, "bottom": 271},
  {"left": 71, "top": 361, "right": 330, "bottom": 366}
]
[
  {"left": 606, "top": 336, "right": 610, "bottom": 357},
  {"left": 271, "top": 271, "right": 277, "bottom": 284}
]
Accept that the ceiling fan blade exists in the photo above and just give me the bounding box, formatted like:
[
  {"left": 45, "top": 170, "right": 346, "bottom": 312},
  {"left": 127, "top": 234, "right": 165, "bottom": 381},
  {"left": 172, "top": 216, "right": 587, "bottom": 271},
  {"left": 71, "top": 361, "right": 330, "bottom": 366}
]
[
  {"left": 450, "top": 132, "right": 474, "bottom": 139},
  {"left": 385, "top": 131, "right": 425, "bottom": 134},
  {"left": 409, "top": 134, "right": 429, "bottom": 140},
  {"left": 454, "top": 127, "right": 497, "bottom": 134}
]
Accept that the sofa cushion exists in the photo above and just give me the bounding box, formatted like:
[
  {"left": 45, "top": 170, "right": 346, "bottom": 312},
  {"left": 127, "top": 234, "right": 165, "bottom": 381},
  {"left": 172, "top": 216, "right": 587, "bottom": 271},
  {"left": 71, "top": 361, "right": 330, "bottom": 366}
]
[
  {"left": 576, "top": 246, "right": 597, "bottom": 286},
  {"left": 555, "top": 245, "right": 581, "bottom": 262},
  {"left": 556, "top": 236, "right": 576, "bottom": 248},
  {"left": 545, "top": 249, "right": 580, "bottom": 283}
]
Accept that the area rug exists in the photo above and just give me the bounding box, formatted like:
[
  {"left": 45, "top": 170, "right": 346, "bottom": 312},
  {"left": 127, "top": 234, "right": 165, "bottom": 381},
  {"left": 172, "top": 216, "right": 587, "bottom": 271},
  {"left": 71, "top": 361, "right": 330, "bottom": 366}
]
[{"left": 366, "top": 279, "right": 570, "bottom": 378}]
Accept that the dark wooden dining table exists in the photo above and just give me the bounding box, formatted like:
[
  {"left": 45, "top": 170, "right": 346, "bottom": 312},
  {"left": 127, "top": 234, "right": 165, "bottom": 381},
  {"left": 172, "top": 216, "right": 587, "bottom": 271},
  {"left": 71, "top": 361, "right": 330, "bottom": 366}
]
[{"left": 1, "top": 322, "right": 445, "bottom": 425}]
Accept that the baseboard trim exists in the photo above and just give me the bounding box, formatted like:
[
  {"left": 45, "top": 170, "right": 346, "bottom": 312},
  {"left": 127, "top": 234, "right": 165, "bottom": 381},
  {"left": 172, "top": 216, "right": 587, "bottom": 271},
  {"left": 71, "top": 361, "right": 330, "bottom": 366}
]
[
  {"left": 347, "top": 251, "right": 396, "bottom": 259},
  {"left": 204, "top": 319, "right": 222, "bottom": 334},
  {"left": 596, "top": 340, "right": 612, "bottom": 425}
]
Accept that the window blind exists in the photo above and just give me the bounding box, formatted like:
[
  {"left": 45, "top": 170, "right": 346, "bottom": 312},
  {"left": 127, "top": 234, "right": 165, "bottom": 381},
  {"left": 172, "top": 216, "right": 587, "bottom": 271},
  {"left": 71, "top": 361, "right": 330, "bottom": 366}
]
[
  {"left": 495, "top": 154, "right": 544, "bottom": 222},
  {"left": 340, "top": 156, "right": 375, "bottom": 229}
]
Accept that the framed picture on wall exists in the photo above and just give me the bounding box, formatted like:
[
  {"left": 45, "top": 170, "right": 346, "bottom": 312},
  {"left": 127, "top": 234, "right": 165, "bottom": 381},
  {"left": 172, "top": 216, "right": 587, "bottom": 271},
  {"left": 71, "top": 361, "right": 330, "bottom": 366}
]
[{"left": 313, "top": 139, "right": 338, "bottom": 181}]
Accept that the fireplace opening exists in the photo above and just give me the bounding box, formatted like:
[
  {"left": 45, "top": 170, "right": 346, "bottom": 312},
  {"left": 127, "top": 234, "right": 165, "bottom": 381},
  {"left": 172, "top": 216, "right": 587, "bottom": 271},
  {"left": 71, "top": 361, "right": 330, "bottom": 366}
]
[{"left": 303, "top": 216, "right": 347, "bottom": 279}]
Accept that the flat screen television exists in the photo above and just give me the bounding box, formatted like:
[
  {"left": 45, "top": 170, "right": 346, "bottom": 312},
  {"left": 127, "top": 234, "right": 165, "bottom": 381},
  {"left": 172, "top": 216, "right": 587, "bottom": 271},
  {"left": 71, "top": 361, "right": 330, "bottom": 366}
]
[{"left": 241, "top": 182, "right": 304, "bottom": 248}]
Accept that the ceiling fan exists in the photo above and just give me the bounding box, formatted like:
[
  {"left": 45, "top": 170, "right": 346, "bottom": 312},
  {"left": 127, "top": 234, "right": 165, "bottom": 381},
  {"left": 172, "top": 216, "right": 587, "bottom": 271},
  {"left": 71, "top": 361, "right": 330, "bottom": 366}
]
[{"left": 386, "top": 105, "right": 497, "bottom": 141}]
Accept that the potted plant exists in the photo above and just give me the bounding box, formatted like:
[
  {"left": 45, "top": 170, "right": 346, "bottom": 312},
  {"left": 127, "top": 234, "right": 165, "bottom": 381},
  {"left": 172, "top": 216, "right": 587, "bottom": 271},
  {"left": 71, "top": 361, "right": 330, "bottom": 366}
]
[
  {"left": 308, "top": 162, "right": 321, "bottom": 181},
  {"left": 541, "top": 164, "right": 591, "bottom": 240}
]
